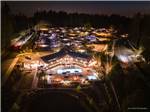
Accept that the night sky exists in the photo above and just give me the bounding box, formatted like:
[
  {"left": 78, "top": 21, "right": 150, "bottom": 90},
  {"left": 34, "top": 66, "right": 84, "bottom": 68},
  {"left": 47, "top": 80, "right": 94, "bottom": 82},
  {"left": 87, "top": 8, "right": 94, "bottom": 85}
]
[{"left": 5, "top": 1, "right": 150, "bottom": 17}]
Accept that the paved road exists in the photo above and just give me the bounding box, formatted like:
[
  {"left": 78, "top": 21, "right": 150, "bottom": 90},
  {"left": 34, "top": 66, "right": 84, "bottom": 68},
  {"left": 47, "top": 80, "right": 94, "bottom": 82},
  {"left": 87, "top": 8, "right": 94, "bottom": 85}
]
[
  {"left": 31, "top": 68, "right": 38, "bottom": 89},
  {"left": 2, "top": 57, "right": 19, "bottom": 86}
]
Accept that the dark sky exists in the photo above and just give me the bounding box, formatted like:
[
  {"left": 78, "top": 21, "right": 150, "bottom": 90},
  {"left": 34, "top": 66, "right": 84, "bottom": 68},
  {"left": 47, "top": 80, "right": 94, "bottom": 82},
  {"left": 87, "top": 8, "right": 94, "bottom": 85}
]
[{"left": 6, "top": 1, "right": 150, "bottom": 17}]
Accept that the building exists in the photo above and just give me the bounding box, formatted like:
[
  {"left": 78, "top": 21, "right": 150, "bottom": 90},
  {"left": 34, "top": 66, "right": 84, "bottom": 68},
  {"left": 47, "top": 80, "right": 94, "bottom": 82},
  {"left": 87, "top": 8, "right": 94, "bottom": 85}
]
[{"left": 39, "top": 47, "right": 99, "bottom": 87}]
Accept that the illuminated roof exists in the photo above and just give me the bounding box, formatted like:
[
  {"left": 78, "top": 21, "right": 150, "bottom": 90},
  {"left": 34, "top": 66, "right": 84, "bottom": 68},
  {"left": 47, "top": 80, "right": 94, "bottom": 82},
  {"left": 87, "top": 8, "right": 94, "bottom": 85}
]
[{"left": 41, "top": 47, "right": 91, "bottom": 63}]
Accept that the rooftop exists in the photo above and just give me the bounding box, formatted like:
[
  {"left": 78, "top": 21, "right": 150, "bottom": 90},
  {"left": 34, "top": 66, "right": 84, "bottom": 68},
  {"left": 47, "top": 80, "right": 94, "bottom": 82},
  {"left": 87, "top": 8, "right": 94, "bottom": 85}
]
[{"left": 41, "top": 47, "right": 91, "bottom": 63}]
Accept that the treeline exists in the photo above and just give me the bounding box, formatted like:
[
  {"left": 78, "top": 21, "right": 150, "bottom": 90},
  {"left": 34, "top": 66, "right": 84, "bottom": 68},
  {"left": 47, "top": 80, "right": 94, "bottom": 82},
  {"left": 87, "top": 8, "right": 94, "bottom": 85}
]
[
  {"left": 1, "top": 3, "right": 131, "bottom": 36},
  {"left": 32, "top": 11, "right": 131, "bottom": 30},
  {"left": 1, "top": 3, "right": 150, "bottom": 58}
]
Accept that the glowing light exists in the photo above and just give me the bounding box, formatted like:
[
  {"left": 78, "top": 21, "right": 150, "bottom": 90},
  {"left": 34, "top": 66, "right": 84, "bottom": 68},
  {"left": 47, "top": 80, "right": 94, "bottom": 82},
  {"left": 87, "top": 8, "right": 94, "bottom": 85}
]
[
  {"left": 61, "top": 80, "right": 71, "bottom": 86},
  {"left": 57, "top": 68, "right": 82, "bottom": 74},
  {"left": 95, "top": 32, "right": 111, "bottom": 37},
  {"left": 88, "top": 61, "right": 97, "bottom": 67},
  {"left": 97, "top": 38, "right": 110, "bottom": 41},
  {"left": 40, "top": 28, "right": 48, "bottom": 31},
  {"left": 115, "top": 47, "right": 145, "bottom": 63},
  {"left": 87, "top": 75, "right": 97, "bottom": 80},
  {"left": 55, "top": 77, "right": 62, "bottom": 82},
  {"left": 118, "top": 55, "right": 129, "bottom": 63},
  {"left": 38, "top": 44, "right": 49, "bottom": 47}
]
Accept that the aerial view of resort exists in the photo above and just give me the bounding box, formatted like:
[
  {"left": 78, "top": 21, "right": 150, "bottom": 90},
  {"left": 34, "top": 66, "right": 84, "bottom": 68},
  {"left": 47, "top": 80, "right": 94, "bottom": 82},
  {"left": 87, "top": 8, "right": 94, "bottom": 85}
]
[{"left": 1, "top": 1, "right": 150, "bottom": 112}]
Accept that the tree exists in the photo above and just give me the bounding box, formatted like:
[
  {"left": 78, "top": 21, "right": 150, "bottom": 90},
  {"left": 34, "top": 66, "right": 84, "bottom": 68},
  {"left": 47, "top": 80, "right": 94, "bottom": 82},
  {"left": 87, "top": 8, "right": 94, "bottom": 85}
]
[
  {"left": 129, "top": 13, "right": 142, "bottom": 48},
  {"left": 1, "top": 2, "right": 14, "bottom": 50}
]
